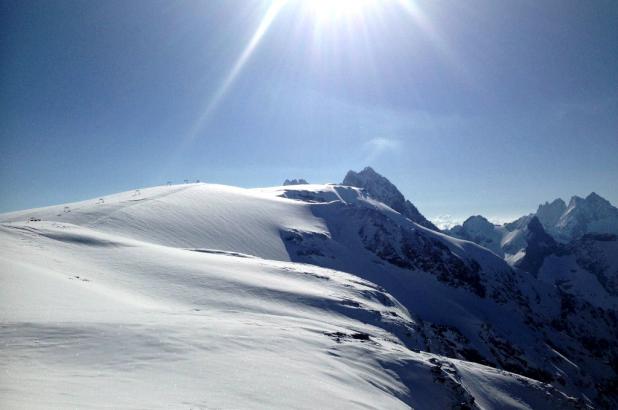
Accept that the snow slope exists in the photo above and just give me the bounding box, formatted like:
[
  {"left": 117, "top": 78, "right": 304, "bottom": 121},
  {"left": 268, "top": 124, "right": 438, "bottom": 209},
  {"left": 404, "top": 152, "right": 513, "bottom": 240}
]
[
  {"left": 0, "top": 220, "right": 419, "bottom": 409},
  {"left": 0, "top": 182, "right": 600, "bottom": 408},
  {"left": 0, "top": 183, "right": 326, "bottom": 261}
]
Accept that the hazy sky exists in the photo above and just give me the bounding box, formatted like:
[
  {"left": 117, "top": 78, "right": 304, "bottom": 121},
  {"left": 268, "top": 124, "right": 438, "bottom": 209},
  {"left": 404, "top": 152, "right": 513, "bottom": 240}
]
[{"left": 2, "top": 0, "right": 617, "bottom": 224}]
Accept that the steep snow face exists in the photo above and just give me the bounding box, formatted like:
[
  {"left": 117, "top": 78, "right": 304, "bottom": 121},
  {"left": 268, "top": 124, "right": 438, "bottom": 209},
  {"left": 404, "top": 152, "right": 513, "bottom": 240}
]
[
  {"left": 342, "top": 167, "right": 439, "bottom": 230},
  {"left": 263, "top": 184, "right": 514, "bottom": 299},
  {"left": 0, "top": 190, "right": 582, "bottom": 409}
]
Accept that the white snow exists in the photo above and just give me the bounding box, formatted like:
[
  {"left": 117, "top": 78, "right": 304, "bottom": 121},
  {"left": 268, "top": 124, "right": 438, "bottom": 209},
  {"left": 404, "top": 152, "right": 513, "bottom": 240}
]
[
  {"left": 537, "top": 241, "right": 618, "bottom": 310},
  {"left": 1, "top": 184, "right": 327, "bottom": 261},
  {"left": 0, "top": 183, "right": 581, "bottom": 409}
]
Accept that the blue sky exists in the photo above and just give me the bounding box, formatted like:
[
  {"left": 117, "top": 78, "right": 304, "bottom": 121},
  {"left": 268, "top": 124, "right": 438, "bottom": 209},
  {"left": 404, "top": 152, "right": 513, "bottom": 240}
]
[{"left": 1, "top": 0, "right": 617, "bottom": 224}]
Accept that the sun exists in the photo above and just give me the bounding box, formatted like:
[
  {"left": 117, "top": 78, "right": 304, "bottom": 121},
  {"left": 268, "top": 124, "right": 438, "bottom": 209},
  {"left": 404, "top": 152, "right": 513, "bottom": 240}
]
[{"left": 303, "top": 0, "right": 377, "bottom": 21}]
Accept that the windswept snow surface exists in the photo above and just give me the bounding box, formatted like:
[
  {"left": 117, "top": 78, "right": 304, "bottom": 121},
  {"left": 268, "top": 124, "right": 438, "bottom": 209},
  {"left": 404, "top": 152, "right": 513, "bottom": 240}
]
[
  {"left": 0, "top": 184, "right": 326, "bottom": 261},
  {"left": 0, "top": 184, "right": 584, "bottom": 408}
]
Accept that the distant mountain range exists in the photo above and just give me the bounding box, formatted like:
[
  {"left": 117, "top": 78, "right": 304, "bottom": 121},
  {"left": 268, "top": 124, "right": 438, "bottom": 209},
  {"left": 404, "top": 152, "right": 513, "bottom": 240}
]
[
  {"left": 445, "top": 192, "right": 618, "bottom": 312},
  {"left": 538, "top": 193, "right": 618, "bottom": 242},
  {"left": 447, "top": 192, "right": 618, "bottom": 256}
]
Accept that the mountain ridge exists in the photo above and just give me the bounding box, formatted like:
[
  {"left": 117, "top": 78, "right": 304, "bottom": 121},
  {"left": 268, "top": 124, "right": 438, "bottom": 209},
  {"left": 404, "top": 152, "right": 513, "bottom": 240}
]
[{"left": 447, "top": 191, "right": 618, "bottom": 257}]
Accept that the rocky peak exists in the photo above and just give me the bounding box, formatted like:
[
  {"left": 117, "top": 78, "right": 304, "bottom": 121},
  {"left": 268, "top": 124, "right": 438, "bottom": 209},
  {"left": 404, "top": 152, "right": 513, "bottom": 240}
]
[
  {"left": 343, "top": 167, "right": 405, "bottom": 207},
  {"left": 462, "top": 215, "right": 495, "bottom": 231},
  {"left": 567, "top": 192, "right": 610, "bottom": 207},
  {"left": 536, "top": 198, "right": 566, "bottom": 228},
  {"left": 342, "top": 167, "right": 438, "bottom": 230},
  {"left": 582, "top": 192, "right": 615, "bottom": 213},
  {"left": 586, "top": 191, "right": 605, "bottom": 202},
  {"left": 283, "top": 178, "right": 309, "bottom": 186},
  {"left": 566, "top": 195, "right": 585, "bottom": 210},
  {"left": 526, "top": 216, "right": 555, "bottom": 243},
  {"left": 553, "top": 192, "right": 618, "bottom": 241}
]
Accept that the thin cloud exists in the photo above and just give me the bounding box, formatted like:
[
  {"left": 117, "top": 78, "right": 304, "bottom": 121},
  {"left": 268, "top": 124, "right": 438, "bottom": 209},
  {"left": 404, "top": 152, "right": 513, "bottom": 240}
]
[{"left": 362, "top": 137, "right": 402, "bottom": 163}]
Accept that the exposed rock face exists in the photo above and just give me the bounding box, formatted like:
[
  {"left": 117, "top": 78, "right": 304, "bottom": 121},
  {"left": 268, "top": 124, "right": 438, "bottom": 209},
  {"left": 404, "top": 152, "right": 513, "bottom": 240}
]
[
  {"left": 536, "top": 199, "right": 567, "bottom": 229},
  {"left": 513, "top": 216, "right": 559, "bottom": 275},
  {"left": 354, "top": 207, "right": 487, "bottom": 297},
  {"left": 528, "top": 193, "right": 618, "bottom": 242},
  {"left": 283, "top": 178, "right": 309, "bottom": 186},
  {"left": 342, "top": 167, "right": 439, "bottom": 230}
]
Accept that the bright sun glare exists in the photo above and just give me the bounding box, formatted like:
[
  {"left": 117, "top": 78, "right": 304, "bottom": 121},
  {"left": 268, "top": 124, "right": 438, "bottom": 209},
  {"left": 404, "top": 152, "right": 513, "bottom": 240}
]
[
  {"left": 187, "top": 0, "right": 440, "bottom": 142},
  {"left": 303, "top": 0, "right": 376, "bottom": 20}
]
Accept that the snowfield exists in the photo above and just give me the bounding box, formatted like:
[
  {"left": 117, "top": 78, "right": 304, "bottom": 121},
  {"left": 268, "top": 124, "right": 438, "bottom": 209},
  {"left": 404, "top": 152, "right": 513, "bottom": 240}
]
[{"left": 0, "top": 183, "right": 595, "bottom": 408}]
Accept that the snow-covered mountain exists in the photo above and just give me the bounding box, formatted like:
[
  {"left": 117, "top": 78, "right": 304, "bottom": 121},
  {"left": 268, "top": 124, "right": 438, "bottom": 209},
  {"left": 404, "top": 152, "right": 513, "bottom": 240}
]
[
  {"left": 446, "top": 214, "right": 532, "bottom": 263},
  {"left": 444, "top": 194, "right": 618, "bottom": 408},
  {"left": 446, "top": 215, "right": 509, "bottom": 257},
  {"left": 543, "top": 193, "right": 618, "bottom": 243},
  {"left": 1, "top": 175, "right": 616, "bottom": 408},
  {"left": 270, "top": 183, "right": 617, "bottom": 407},
  {"left": 342, "top": 167, "right": 439, "bottom": 230},
  {"left": 448, "top": 192, "right": 618, "bottom": 262}
]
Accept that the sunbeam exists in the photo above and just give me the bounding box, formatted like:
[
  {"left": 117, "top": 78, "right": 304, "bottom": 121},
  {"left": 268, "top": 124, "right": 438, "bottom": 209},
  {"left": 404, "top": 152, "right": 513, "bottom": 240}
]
[
  {"left": 187, "top": 0, "right": 287, "bottom": 141},
  {"left": 186, "top": 0, "right": 462, "bottom": 145}
]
